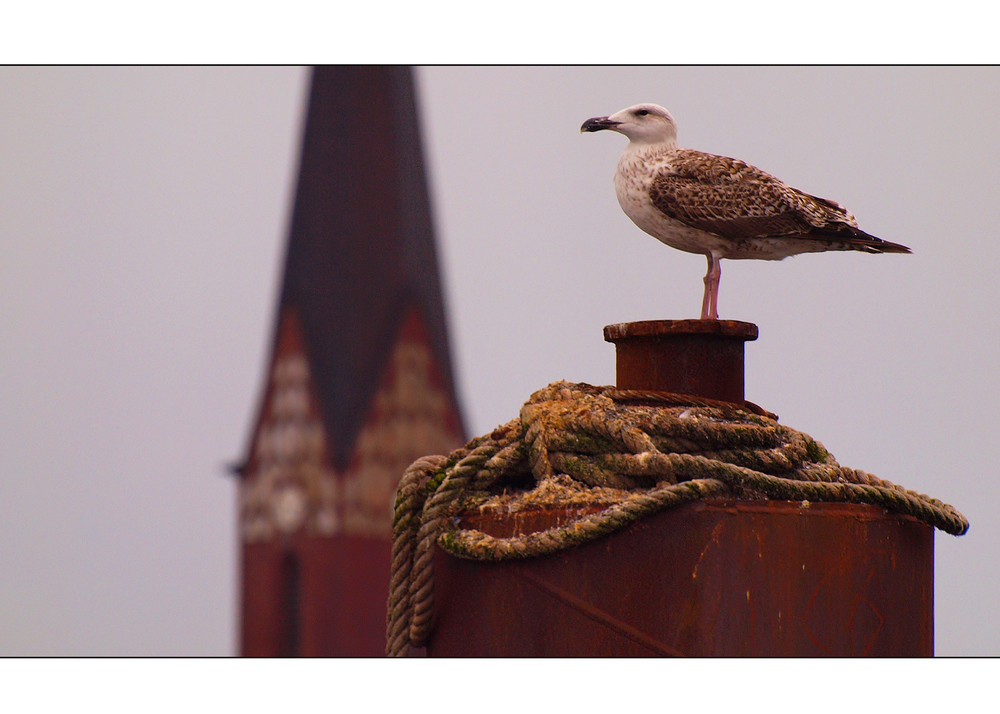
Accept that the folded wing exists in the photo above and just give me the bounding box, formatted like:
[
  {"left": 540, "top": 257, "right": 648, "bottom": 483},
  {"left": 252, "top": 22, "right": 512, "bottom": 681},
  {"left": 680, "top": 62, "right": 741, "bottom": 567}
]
[{"left": 649, "top": 150, "right": 910, "bottom": 254}]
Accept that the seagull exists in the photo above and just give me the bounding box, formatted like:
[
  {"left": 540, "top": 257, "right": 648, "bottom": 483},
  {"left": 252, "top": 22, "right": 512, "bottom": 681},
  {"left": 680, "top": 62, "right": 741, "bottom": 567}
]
[{"left": 581, "top": 104, "right": 911, "bottom": 320}]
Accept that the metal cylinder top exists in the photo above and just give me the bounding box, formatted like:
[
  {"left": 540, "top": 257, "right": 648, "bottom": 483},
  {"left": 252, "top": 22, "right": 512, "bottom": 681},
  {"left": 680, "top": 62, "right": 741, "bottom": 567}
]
[
  {"left": 604, "top": 319, "right": 758, "bottom": 342},
  {"left": 604, "top": 319, "right": 758, "bottom": 403}
]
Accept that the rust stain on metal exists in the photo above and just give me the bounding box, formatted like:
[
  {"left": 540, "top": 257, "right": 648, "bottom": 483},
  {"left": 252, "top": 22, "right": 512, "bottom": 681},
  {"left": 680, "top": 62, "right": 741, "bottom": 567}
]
[{"left": 691, "top": 519, "right": 726, "bottom": 581}]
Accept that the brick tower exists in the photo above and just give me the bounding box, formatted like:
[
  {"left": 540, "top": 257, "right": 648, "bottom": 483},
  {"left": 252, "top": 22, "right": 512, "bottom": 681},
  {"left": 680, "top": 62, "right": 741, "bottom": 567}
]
[{"left": 233, "top": 66, "right": 466, "bottom": 656}]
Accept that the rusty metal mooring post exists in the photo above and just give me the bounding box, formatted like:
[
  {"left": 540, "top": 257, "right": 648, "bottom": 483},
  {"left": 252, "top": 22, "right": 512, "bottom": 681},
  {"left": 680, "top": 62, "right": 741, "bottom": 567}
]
[
  {"left": 603, "top": 319, "right": 758, "bottom": 402},
  {"left": 427, "top": 320, "right": 933, "bottom": 657}
]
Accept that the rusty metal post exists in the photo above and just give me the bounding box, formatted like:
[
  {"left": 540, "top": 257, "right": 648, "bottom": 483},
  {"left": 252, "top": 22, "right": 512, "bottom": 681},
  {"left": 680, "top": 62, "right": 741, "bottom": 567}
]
[
  {"left": 604, "top": 319, "right": 757, "bottom": 402},
  {"left": 427, "top": 320, "right": 934, "bottom": 656}
]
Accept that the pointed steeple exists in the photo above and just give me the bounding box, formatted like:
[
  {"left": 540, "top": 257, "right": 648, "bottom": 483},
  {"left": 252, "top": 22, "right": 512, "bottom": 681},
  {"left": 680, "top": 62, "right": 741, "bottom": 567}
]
[
  {"left": 276, "top": 66, "right": 463, "bottom": 469},
  {"left": 236, "top": 66, "right": 466, "bottom": 656}
]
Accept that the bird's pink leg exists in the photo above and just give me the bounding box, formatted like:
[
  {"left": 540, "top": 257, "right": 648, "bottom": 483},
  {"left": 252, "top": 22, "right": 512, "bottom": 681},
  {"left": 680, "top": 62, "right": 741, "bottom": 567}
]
[
  {"left": 700, "top": 254, "right": 712, "bottom": 319},
  {"left": 709, "top": 255, "right": 721, "bottom": 319},
  {"left": 701, "top": 254, "right": 722, "bottom": 320}
]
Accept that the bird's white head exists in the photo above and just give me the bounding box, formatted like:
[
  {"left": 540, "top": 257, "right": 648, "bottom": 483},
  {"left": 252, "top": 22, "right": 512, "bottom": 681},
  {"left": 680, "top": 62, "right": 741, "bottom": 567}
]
[{"left": 581, "top": 103, "right": 678, "bottom": 146}]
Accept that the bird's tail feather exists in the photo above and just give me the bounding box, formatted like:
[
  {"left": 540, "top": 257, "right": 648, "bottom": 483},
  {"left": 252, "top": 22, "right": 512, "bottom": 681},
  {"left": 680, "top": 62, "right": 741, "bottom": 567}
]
[
  {"left": 815, "top": 225, "right": 912, "bottom": 254},
  {"left": 849, "top": 236, "right": 912, "bottom": 254}
]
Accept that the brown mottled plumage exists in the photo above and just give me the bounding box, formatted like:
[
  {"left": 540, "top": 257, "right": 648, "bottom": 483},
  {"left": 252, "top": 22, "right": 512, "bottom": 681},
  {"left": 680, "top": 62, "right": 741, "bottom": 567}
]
[{"left": 582, "top": 104, "right": 910, "bottom": 319}]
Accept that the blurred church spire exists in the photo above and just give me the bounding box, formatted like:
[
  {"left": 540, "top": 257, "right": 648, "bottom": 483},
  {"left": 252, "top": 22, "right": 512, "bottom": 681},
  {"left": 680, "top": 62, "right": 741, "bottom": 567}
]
[{"left": 233, "top": 66, "right": 466, "bottom": 656}]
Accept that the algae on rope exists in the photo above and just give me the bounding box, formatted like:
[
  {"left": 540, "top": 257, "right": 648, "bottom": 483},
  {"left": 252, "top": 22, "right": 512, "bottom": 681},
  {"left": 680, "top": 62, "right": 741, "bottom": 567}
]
[{"left": 386, "top": 380, "right": 968, "bottom": 656}]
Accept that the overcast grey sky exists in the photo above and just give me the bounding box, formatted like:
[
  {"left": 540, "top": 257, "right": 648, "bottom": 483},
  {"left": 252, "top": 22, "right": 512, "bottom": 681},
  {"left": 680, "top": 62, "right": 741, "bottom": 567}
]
[{"left": 1, "top": 66, "right": 997, "bottom": 657}]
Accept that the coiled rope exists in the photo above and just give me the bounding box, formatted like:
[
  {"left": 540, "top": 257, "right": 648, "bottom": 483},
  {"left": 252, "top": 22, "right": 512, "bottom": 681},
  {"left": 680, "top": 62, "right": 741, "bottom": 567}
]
[{"left": 386, "top": 381, "right": 968, "bottom": 656}]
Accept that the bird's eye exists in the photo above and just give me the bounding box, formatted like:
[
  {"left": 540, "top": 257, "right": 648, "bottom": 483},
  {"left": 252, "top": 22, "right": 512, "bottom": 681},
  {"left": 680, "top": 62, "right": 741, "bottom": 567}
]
[{"left": 636, "top": 109, "right": 649, "bottom": 116}]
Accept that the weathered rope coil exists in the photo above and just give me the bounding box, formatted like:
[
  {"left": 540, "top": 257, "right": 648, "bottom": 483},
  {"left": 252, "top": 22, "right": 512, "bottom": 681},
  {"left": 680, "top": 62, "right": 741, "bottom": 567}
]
[{"left": 386, "top": 381, "right": 968, "bottom": 656}]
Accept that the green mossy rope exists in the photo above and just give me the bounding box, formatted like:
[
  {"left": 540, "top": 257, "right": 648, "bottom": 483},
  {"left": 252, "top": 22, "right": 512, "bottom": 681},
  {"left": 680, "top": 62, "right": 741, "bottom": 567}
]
[{"left": 386, "top": 381, "right": 968, "bottom": 656}]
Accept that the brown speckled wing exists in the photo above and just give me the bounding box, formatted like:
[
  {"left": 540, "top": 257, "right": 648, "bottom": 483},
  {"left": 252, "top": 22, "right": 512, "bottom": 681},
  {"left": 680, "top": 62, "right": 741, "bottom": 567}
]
[{"left": 649, "top": 150, "right": 855, "bottom": 241}]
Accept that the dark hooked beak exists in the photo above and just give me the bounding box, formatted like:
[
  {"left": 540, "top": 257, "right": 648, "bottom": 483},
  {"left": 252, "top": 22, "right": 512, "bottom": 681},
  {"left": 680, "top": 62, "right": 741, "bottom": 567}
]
[{"left": 580, "top": 116, "right": 621, "bottom": 133}]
